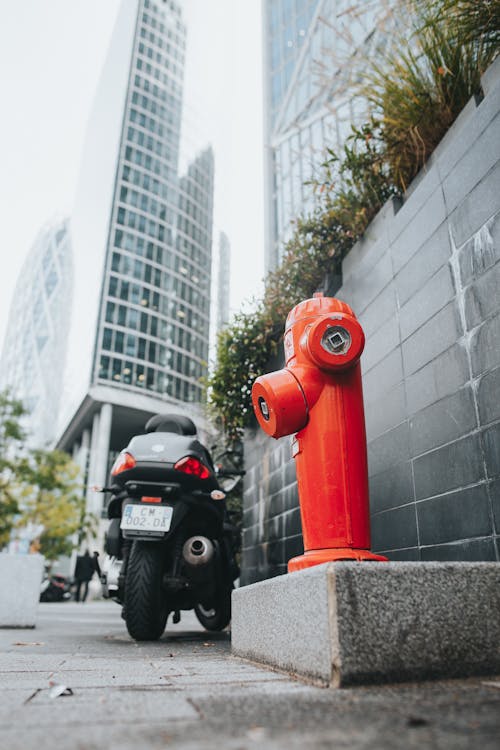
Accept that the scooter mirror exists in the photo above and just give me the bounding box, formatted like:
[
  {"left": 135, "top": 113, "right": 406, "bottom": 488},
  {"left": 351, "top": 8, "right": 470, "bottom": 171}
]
[{"left": 218, "top": 475, "right": 241, "bottom": 493}]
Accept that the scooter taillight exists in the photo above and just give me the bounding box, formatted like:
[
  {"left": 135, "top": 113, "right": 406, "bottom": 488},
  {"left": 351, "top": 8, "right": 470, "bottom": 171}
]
[
  {"left": 174, "top": 456, "right": 211, "bottom": 480},
  {"left": 111, "top": 452, "right": 136, "bottom": 476}
]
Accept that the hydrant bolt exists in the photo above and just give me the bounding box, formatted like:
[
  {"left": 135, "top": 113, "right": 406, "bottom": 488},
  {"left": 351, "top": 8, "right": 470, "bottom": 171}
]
[{"left": 322, "top": 326, "right": 351, "bottom": 355}]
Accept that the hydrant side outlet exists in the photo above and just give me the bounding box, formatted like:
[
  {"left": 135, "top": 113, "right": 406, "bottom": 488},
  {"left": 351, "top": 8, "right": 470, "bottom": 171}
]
[{"left": 251, "top": 294, "right": 388, "bottom": 571}]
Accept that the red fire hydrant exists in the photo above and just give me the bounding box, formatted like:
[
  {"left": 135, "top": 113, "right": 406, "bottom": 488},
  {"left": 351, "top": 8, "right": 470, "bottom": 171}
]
[{"left": 251, "top": 294, "right": 388, "bottom": 572}]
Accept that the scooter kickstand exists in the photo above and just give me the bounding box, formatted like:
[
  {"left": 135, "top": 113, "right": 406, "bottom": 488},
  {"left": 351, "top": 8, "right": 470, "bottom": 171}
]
[{"left": 173, "top": 610, "right": 181, "bottom": 624}]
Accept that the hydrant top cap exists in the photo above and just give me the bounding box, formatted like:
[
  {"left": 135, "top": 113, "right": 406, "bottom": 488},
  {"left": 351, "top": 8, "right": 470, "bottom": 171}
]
[{"left": 286, "top": 295, "right": 355, "bottom": 328}]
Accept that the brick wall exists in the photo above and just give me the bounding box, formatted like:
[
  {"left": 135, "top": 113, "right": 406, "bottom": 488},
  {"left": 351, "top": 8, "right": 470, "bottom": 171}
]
[{"left": 241, "top": 57, "right": 500, "bottom": 585}]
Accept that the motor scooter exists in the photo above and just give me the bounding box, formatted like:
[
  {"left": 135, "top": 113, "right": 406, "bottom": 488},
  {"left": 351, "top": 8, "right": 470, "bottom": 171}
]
[
  {"left": 40, "top": 573, "right": 72, "bottom": 602},
  {"left": 97, "top": 414, "right": 243, "bottom": 641}
]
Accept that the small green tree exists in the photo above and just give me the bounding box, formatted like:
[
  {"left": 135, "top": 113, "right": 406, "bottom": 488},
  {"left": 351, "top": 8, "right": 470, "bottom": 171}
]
[
  {"left": 0, "top": 391, "right": 27, "bottom": 548},
  {"left": 18, "top": 449, "right": 89, "bottom": 561}
]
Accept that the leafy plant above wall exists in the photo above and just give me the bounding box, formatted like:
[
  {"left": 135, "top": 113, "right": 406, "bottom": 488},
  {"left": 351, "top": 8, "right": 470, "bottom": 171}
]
[
  {"left": 366, "top": 0, "right": 500, "bottom": 190},
  {"left": 209, "top": 122, "right": 397, "bottom": 441},
  {"left": 208, "top": 0, "right": 500, "bottom": 442}
]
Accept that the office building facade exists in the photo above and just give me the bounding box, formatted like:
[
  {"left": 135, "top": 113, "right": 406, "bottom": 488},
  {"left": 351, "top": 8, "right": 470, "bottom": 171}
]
[
  {"left": 262, "top": 0, "right": 396, "bottom": 271},
  {"left": 57, "top": 0, "right": 214, "bottom": 522},
  {"left": 0, "top": 217, "right": 73, "bottom": 447}
]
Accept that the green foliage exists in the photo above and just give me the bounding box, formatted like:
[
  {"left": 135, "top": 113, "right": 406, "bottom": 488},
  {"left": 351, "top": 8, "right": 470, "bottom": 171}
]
[
  {"left": 0, "top": 391, "right": 27, "bottom": 548},
  {"left": 415, "top": 0, "right": 500, "bottom": 52},
  {"left": 209, "top": 122, "right": 396, "bottom": 440},
  {"left": 365, "top": 0, "right": 499, "bottom": 190},
  {"left": 17, "top": 449, "right": 89, "bottom": 561},
  {"left": 208, "top": 0, "right": 499, "bottom": 439},
  {"left": 0, "top": 388, "right": 94, "bottom": 559}
]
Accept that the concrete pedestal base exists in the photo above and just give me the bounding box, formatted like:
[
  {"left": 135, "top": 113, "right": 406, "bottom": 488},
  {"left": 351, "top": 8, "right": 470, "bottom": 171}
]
[
  {"left": 231, "top": 562, "right": 500, "bottom": 687},
  {"left": 0, "top": 554, "right": 44, "bottom": 628}
]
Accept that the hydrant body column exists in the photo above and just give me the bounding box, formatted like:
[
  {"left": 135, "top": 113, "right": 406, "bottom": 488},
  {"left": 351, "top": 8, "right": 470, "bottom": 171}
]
[{"left": 251, "top": 295, "right": 387, "bottom": 572}]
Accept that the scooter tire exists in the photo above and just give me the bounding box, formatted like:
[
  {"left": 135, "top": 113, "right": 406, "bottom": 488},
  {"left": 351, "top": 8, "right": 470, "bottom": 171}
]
[
  {"left": 124, "top": 541, "right": 168, "bottom": 641},
  {"left": 194, "top": 589, "right": 232, "bottom": 632}
]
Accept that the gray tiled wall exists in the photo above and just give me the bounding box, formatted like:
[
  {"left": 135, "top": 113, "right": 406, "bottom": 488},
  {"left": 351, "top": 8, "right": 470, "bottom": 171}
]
[{"left": 241, "top": 58, "right": 500, "bottom": 584}]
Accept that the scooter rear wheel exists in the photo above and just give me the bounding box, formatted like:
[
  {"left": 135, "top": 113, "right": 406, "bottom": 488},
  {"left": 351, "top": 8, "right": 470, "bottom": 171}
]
[
  {"left": 194, "top": 589, "right": 232, "bottom": 631},
  {"left": 124, "top": 541, "right": 168, "bottom": 641}
]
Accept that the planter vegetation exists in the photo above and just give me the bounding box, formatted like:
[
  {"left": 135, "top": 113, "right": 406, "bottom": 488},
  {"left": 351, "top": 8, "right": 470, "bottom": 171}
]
[{"left": 209, "top": 0, "right": 499, "bottom": 442}]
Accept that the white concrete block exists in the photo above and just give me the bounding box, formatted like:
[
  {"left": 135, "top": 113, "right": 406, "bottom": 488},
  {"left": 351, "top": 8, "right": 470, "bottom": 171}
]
[{"left": 0, "top": 554, "right": 44, "bottom": 628}]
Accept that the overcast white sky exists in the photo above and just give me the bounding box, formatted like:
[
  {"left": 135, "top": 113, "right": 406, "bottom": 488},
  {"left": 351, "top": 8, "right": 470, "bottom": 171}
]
[{"left": 0, "top": 0, "right": 265, "bottom": 350}]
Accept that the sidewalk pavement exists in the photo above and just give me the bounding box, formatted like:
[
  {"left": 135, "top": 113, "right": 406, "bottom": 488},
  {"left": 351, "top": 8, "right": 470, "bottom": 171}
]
[{"left": 0, "top": 601, "right": 498, "bottom": 750}]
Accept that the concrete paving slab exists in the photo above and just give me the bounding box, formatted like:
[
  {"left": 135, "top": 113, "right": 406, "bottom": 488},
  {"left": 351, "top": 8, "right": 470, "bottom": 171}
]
[{"left": 0, "top": 601, "right": 498, "bottom": 750}]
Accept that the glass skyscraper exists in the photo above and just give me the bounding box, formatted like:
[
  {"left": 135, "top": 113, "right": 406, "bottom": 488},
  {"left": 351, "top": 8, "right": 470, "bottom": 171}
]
[
  {"left": 263, "top": 0, "right": 396, "bottom": 271},
  {"left": 0, "top": 218, "right": 73, "bottom": 447},
  {"left": 56, "top": 0, "right": 215, "bottom": 522}
]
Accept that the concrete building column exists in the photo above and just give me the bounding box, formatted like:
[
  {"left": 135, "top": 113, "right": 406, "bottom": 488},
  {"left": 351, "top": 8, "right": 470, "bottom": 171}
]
[
  {"left": 86, "top": 411, "right": 101, "bottom": 516},
  {"left": 94, "top": 403, "right": 113, "bottom": 514},
  {"left": 85, "top": 404, "right": 113, "bottom": 518}
]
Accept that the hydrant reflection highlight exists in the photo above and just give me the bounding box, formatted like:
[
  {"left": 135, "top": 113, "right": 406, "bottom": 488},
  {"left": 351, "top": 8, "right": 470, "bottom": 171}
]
[{"left": 251, "top": 294, "right": 388, "bottom": 572}]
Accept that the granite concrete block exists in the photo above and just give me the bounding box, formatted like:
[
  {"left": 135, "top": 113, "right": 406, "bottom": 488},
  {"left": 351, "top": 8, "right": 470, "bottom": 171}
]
[
  {"left": 232, "top": 562, "right": 500, "bottom": 686},
  {"left": 0, "top": 554, "right": 44, "bottom": 628}
]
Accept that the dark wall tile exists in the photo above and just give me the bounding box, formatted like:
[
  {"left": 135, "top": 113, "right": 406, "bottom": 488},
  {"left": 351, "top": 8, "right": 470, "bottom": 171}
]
[
  {"left": 284, "top": 507, "right": 302, "bottom": 538},
  {"left": 284, "top": 534, "right": 304, "bottom": 563},
  {"left": 413, "top": 433, "right": 485, "bottom": 500},
  {"left": 402, "top": 301, "right": 462, "bottom": 376},
  {"left": 369, "top": 461, "right": 414, "bottom": 513},
  {"left": 362, "top": 347, "right": 403, "bottom": 404},
  {"left": 470, "top": 310, "right": 500, "bottom": 376},
  {"left": 409, "top": 386, "right": 477, "bottom": 456},
  {"left": 450, "top": 159, "right": 500, "bottom": 247},
  {"left": 483, "top": 422, "right": 500, "bottom": 479},
  {"left": 362, "top": 314, "right": 400, "bottom": 373},
  {"left": 358, "top": 282, "right": 398, "bottom": 339},
  {"left": 405, "top": 342, "right": 469, "bottom": 415},
  {"left": 459, "top": 211, "right": 500, "bottom": 286},
  {"left": 464, "top": 258, "right": 500, "bottom": 330},
  {"left": 399, "top": 264, "right": 455, "bottom": 342},
  {"left": 284, "top": 459, "right": 296, "bottom": 486},
  {"left": 477, "top": 366, "right": 500, "bottom": 427},
  {"left": 382, "top": 547, "right": 420, "bottom": 561},
  {"left": 490, "top": 479, "right": 500, "bottom": 532},
  {"left": 395, "top": 222, "right": 451, "bottom": 306},
  {"left": 420, "top": 538, "right": 497, "bottom": 561},
  {"left": 368, "top": 422, "right": 410, "bottom": 477},
  {"left": 371, "top": 504, "right": 418, "bottom": 551},
  {"left": 365, "top": 383, "right": 406, "bottom": 442},
  {"left": 417, "top": 485, "right": 492, "bottom": 546},
  {"left": 283, "top": 484, "right": 300, "bottom": 511}
]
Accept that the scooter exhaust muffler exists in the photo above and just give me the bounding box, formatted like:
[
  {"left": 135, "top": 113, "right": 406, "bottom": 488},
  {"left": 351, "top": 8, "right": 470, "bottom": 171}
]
[{"left": 182, "top": 536, "right": 214, "bottom": 567}]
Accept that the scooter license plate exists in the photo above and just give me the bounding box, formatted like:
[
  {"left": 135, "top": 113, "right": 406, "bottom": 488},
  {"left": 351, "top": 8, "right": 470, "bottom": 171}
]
[{"left": 121, "top": 504, "right": 173, "bottom": 533}]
